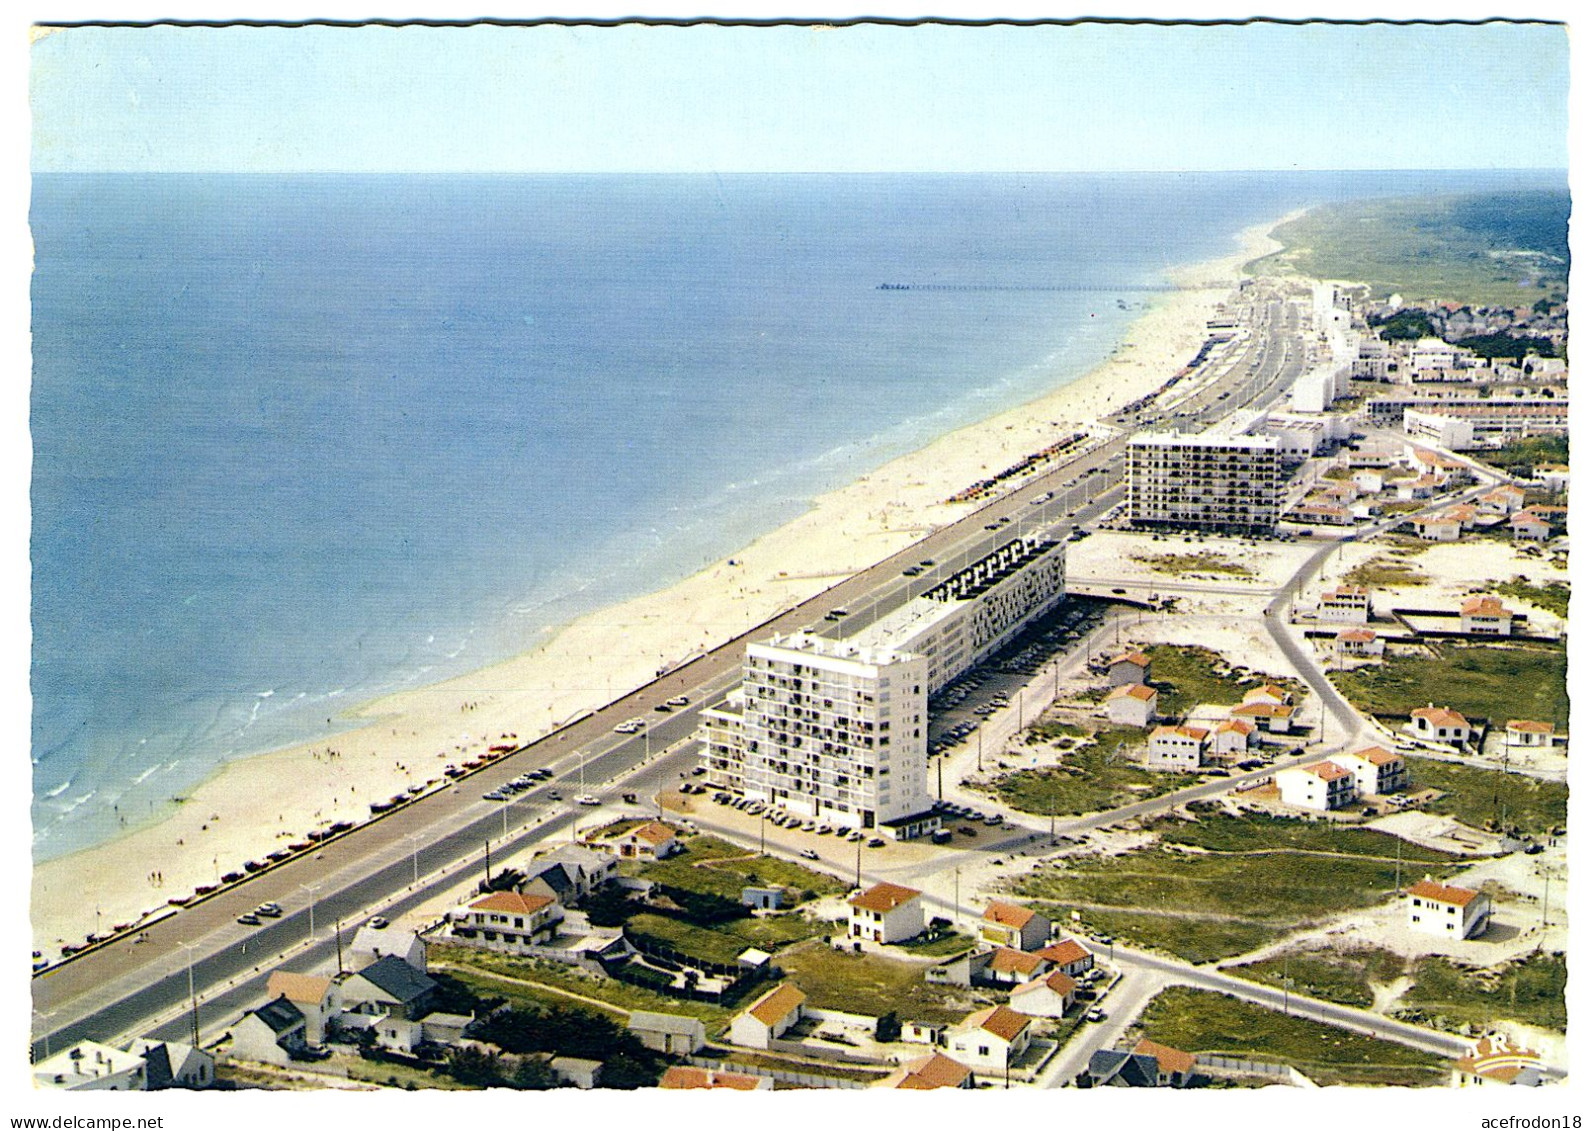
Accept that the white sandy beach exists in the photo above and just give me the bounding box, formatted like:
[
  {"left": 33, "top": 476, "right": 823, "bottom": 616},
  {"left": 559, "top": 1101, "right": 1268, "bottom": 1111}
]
[{"left": 31, "top": 216, "right": 1288, "bottom": 952}]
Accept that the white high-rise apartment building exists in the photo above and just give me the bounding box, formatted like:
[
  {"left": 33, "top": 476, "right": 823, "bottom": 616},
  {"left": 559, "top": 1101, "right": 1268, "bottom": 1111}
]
[{"left": 1126, "top": 432, "right": 1282, "bottom": 534}]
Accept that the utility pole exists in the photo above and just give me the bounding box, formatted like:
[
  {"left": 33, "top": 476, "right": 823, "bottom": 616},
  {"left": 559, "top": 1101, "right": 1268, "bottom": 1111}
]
[
  {"left": 484, "top": 839, "right": 492, "bottom": 886},
  {"left": 1394, "top": 837, "right": 1403, "bottom": 895},
  {"left": 179, "top": 941, "right": 200, "bottom": 1047},
  {"left": 937, "top": 758, "right": 944, "bottom": 801},
  {"left": 335, "top": 920, "right": 345, "bottom": 975},
  {"left": 854, "top": 838, "right": 862, "bottom": 890}
]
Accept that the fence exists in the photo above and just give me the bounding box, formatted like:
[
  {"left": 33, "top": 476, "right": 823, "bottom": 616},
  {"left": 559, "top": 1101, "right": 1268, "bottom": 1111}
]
[
  {"left": 1197, "top": 1054, "right": 1314, "bottom": 1087},
  {"left": 685, "top": 1055, "right": 870, "bottom": 1090}
]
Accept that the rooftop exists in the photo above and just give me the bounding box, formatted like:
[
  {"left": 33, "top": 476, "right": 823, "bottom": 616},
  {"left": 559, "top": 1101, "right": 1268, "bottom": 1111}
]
[
  {"left": 1408, "top": 879, "right": 1481, "bottom": 908},
  {"left": 850, "top": 882, "right": 923, "bottom": 914}
]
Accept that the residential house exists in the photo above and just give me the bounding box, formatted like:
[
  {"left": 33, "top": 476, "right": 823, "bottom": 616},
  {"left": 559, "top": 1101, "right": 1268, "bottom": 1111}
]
[
  {"left": 628, "top": 1011, "right": 706, "bottom": 1056},
  {"left": 606, "top": 821, "right": 682, "bottom": 861},
  {"left": 1460, "top": 595, "right": 1515, "bottom": 636},
  {"left": 1505, "top": 720, "right": 1555, "bottom": 749},
  {"left": 1132, "top": 1039, "right": 1197, "bottom": 1087},
  {"left": 264, "top": 970, "right": 339, "bottom": 1044},
  {"left": 1452, "top": 1034, "right": 1544, "bottom": 1088},
  {"left": 903, "top": 1021, "right": 947, "bottom": 1045},
  {"left": 1442, "top": 503, "right": 1480, "bottom": 530},
  {"left": 452, "top": 890, "right": 565, "bottom": 951},
  {"left": 1087, "top": 1048, "right": 1161, "bottom": 1087},
  {"left": 946, "top": 1005, "right": 1032, "bottom": 1073},
  {"left": 1479, "top": 485, "right": 1527, "bottom": 515},
  {"left": 1008, "top": 970, "right": 1078, "bottom": 1018},
  {"left": 876, "top": 1052, "right": 975, "bottom": 1090},
  {"left": 979, "top": 900, "right": 1052, "bottom": 951},
  {"left": 522, "top": 845, "right": 619, "bottom": 904},
  {"left": 1413, "top": 514, "right": 1462, "bottom": 542},
  {"left": 1146, "top": 725, "right": 1209, "bottom": 771},
  {"left": 1292, "top": 500, "right": 1353, "bottom": 526},
  {"left": 374, "top": 1016, "right": 424, "bottom": 1056},
  {"left": 1511, "top": 512, "right": 1551, "bottom": 541},
  {"left": 975, "top": 946, "right": 1053, "bottom": 988},
  {"left": 1396, "top": 473, "right": 1444, "bottom": 501},
  {"left": 1105, "top": 682, "right": 1158, "bottom": 727},
  {"left": 339, "top": 954, "right": 439, "bottom": 1021},
  {"left": 1242, "top": 683, "right": 1293, "bottom": 707},
  {"left": 1211, "top": 719, "right": 1255, "bottom": 759},
  {"left": 1036, "top": 938, "right": 1094, "bottom": 977},
  {"left": 1327, "top": 746, "right": 1409, "bottom": 796},
  {"left": 33, "top": 1042, "right": 147, "bottom": 1091},
  {"left": 1353, "top": 470, "right": 1386, "bottom": 494},
  {"left": 1409, "top": 705, "right": 1473, "bottom": 747},
  {"left": 228, "top": 998, "right": 309, "bottom": 1068},
  {"left": 659, "top": 1065, "right": 772, "bottom": 1090},
  {"left": 418, "top": 1012, "right": 478, "bottom": 1047},
  {"left": 1334, "top": 628, "right": 1385, "bottom": 659},
  {"left": 1275, "top": 761, "right": 1357, "bottom": 811},
  {"left": 1407, "top": 878, "right": 1491, "bottom": 939},
  {"left": 849, "top": 882, "right": 925, "bottom": 944},
  {"left": 1230, "top": 700, "right": 1296, "bottom": 734},
  {"left": 349, "top": 923, "right": 427, "bottom": 974},
  {"left": 1107, "top": 650, "right": 1151, "bottom": 687},
  {"left": 741, "top": 886, "right": 784, "bottom": 911},
  {"left": 123, "top": 1038, "right": 214, "bottom": 1091},
  {"left": 728, "top": 982, "right": 806, "bottom": 1049},
  {"left": 1318, "top": 586, "right": 1371, "bottom": 625}
]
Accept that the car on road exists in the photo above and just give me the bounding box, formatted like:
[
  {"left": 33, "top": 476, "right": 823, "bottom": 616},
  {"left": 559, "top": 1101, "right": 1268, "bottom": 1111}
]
[
  {"left": 576, "top": 795, "right": 601, "bottom": 807},
  {"left": 654, "top": 703, "right": 673, "bottom": 712},
  {"left": 868, "top": 837, "right": 886, "bottom": 848},
  {"left": 1085, "top": 1007, "right": 1107, "bottom": 1022},
  {"left": 546, "top": 790, "right": 562, "bottom": 801},
  {"left": 236, "top": 913, "right": 261, "bottom": 926},
  {"left": 256, "top": 902, "right": 283, "bottom": 918},
  {"left": 665, "top": 696, "right": 689, "bottom": 708},
  {"left": 482, "top": 791, "right": 508, "bottom": 801},
  {"left": 903, "top": 566, "right": 922, "bottom": 576},
  {"left": 984, "top": 815, "right": 1003, "bottom": 826},
  {"left": 958, "top": 826, "right": 977, "bottom": 837},
  {"left": 367, "top": 916, "right": 389, "bottom": 930},
  {"left": 799, "top": 849, "right": 820, "bottom": 861}
]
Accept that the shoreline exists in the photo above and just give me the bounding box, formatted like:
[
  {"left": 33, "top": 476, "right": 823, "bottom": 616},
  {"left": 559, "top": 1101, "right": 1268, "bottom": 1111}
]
[{"left": 31, "top": 211, "right": 1290, "bottom": 952}]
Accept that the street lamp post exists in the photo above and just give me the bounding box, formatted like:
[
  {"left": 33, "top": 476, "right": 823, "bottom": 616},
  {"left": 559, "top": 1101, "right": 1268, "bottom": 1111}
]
[
  {"left": 178, "top": 940, "right": 200, "bottom": 1047},
  {"left": 407, "top": 833, "right": 425, "bottom": 886},
  {"left": 299, "top": 882, "right": 322, "bottom": 939}
]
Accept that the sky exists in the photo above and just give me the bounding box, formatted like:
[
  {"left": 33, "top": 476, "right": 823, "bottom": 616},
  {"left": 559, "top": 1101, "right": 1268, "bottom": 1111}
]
[{"left": 28, "top": 19, "right": 1570, "bottom": 174}]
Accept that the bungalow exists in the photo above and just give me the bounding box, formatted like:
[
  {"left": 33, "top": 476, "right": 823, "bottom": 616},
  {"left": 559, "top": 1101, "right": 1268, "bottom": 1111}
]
[
  {"left": 1442, "top": 503, "right": 1480, "bottom": 530},
  {"left": 1211, "top": 719, "right": 1255, "bottom": 758},
  {"left": 33, "top": 1042, "right": 147, "bottom": 1091},
  {"left": 264, "top": 970, "right": 339, "bottom": 1044},
  {"left": 1107, "top": 650, "right": 1151, "bottom": 687},
  {"left": 1242, "top": 683, "right": 1293, "bottom": 707},
  {"left": 1008, "top": 970, "right": 1078, "bottom": 1018},
  {"left": 374, "top": 1015, "right": 424, "bottom": 1056},
  {"left": 659, "top": 1065, "right": 772, "bottom": 1090},
  {"left": 1452, "top": 1034, "right": 1544, "bottom": 1088},
  {"left": 849, "top": 882, "right": 925, "bottom": 945},
  {"left": 1478, "top": 485, "right": 1527, "bottom": 515},
  {"left": 1396, "top": 473, "right": 1444, "bottom": 501},
  {"left": 1105, "top": 682, "right": 1158, "bottom": 727},
  {"left": 1086, "top": 1048, "right": 1161, "bottom": 1088},
  {"left": 902, "top": 1021, "right": 947, "bottom": 1046},
  {"left": 1146, "top": 725, "right": 1209, "bottom": 772},
  {"left": 1460, "top": 595, "right": 1514, "bottom": 636},
  {"left": 1292, "top": 500, "right": 1353, "bottom": 526},
  {"left": 1275, "top": 761, "right": 1357, "bottom": 811},
  {"left": 1413, "top": 514, "right": 1462, "bottom": 542},
  {"left": 728, "top": 982, "right": 806, "bottom": 1049},
  {"left": 1407, "top": 878, "right": 1491, "bottom": 940},
  {"left": 877, "top": 1052, "right": 975, "bottom": 1090},
  {"left": 1328, "top": 746, "right": 1409, "bottom": 796},
  {"left": 1230, "top": 700, "right": 1297, "bottom": 734},
  {"left": 339, "top": 954, "right": 439, "bottom": 1021},
  {"left": 228, "top": 998, "right": 309, "bottom": 1068},
  {"left": 1505, "top": 720, "right": 1555, "bottom": 749},
  {"left": 123, "top": 1038, "right": 214, "bottom": 1090},
  {"left": 349, "top": 922, "right": 427, "bottom": 974},
  {"left": 946, "top": 1005, "right": 1032, "bottom": 1073},
  {"left": 604, "top": 821, "right": 682, "bottom": 861},
  {"left": 1133, "top": 1038, "right": 1197, "bottom": 1087},
  {"left": 523, "top": 846, "right": 620, "bottom": 904},
  {"left": 975, "top": 946, "right": 1053, "bottom": 988},
  {"left": 1334, "top": 627, "right": 1385, "bottom": 658},
  {"left": 1318, "top": 586, "right": 1371, "bottom": 625},
  {"left": 1036, "top": 938, "right": 1094, "bottom": 978},
  {"left": 980, "top": 900, "right": 1052, "bottom": 951},
  {"left": 628, "top": 1011, "right": 706, "bottom": 1056},
  {"left": 452, "top": 890, "right": 564, "bottom": 951},
  {"left": 1409, "top": 705, "right": 1473, "bottom": 747},
  {"left": 1510, "top": 511, "right": 1551, "bottom": 541}
]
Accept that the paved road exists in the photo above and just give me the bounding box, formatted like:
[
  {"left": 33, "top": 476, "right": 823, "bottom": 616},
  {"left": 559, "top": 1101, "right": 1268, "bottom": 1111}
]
[{"left": 34, "top": 280, "right": 1307, "bottom": 1057}]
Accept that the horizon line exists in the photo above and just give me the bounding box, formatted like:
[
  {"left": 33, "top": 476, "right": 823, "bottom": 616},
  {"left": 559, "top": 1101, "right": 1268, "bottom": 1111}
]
[{"left": 32, "top": 166, "right": 1573, "bottom": 176}]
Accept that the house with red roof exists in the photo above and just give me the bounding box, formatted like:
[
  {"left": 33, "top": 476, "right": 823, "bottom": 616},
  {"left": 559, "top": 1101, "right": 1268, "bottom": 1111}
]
[
  {"left": 1327, "top": 746, "right": 1409, "bottom": 796},
  {"left": 1008, "top": 970, "right": 1078, "bottom": 1018},
  {"left": 1133, "top": 1038, "right": 1198, "bottom": 1087},
  {"left": 1275, "top": 761, "right": 1357, "bottom": 811},
  {"left": 1318, "top": 585, "right": 1371, "bottom": 625},
  {"left": 1211, "top": 718, "right": 1255, "bottom": 758},
  {"left": 848, "top": 882, "right": 924, "bottom": 944},
  {"left": 603, "top": 820, "right": 682, "bottom": 861},
  {"left": 1334, "top": 627, "right": 1385, "bottom": 659},
  {"left": 1105, "top": 682, "right": 1158, "bottom": 728},
  {"left": 1505, "top": 719, "right": 1555, "bottom": 749},
  {"left": 980, "top": 900, "right": 1052, "bottom": 951},
  {"left": 451, "top": 889, "right": 565, "bottom": 951},
  {"left": 1107, "top": 650, "right": 1151, "bottom": 687},
  {"left": 1146, "top": 725, "right": 1210, "bottom": 772},
  {"left": 876, "top": 1052, "right": 974, "bottom": 1090},
  {"left": 1408, "top": 704, "right": 1473, "bottom": 746},
  {"left": 946, "top": 1005, "right": 1032, "bottom": 1073},
  {"left": 1460, "top": 595, "right": 1514, "bottom": 636},
  {"left": 659, "top": 1065, "right": 772, "bottom": 1090},
  {"left": 1407, "top": 878, "right": 1491, "bottom": 940},
  {"left": 1036, "top": 938, "right": 1094, "bottom": 978},
  {"left": 728, "top": 982, "right": 806, "bottom": 1049}
]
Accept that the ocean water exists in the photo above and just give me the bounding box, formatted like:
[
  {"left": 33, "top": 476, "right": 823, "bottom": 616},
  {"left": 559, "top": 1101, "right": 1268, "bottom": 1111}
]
[{"left": 28, "top": 169, "right": 1558, "bottom": 860}]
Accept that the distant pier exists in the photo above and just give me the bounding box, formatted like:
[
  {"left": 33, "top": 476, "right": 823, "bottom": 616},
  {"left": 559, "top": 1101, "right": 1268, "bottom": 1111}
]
[{"left": 877, "top": 281, "right": 1185, "bottom": 293}]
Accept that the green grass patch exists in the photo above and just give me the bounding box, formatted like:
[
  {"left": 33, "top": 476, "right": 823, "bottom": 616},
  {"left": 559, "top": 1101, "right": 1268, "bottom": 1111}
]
[
  {"left": 893, "top": 929, "right": 977, "bottom": 958},
  {"left": 983, "top": 742, "right": 1178, "bottom": 817},
  {"left": 777, "top": 940, "right": 980, "bottom": 1025},
  {"left": 627, "top": 912, "right": 762, "bottom": 966},
  {"left": 1034, "top": 903, "right": 1283, "bottom": 966},
  {"left": 1143, "top": 644, "right": 1301, "bottom": 717},
  {"left": 1495, "top": 576, "right": 1570, "bottom": 620},
  {"left": 628, "top": 835, "right": 845, "bottom": 903},
  {"left": 1225, "top": 947, "right": 1409, "bottom": 1009},
  {"left": 1138, "top": 986, "right": 1449, "bottom": 1087},
  {"left": 1406, "top": 755, "right": 1567, "bottom": 837},
  {"left": 1474, "top": 435, "right": 1569, "bottom": 476},
  {"left": 1400, "top": 951, "right": 1566, "bottom": 1033},
  {"left": 1128, "top": 551, "right": 1256, "bottom": 578},
  {"left": 1153, "top": 811, "right": 1459, "bottom": 863},
  {"left": 1330, "top": 642, "right": 1568, "bottom": 731},
  {"left": 1023, "top": 721, "right": 1088, "bottom": 743},
  {"left": 1249, "top": 191, "right": 1569, "bottom": 308},
  {"left": 1343, "top": 555, "right": 1428, "bottom": 587}
]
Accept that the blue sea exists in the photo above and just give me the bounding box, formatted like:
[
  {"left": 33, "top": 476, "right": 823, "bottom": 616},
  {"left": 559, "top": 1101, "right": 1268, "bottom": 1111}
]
[{"left": 28, "top": 169, "right": 1559, "bottom": 860}]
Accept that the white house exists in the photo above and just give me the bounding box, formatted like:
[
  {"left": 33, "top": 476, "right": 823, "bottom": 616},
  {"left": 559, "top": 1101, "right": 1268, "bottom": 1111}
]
[
  {"left": 1146, "top": 725, "right": 1208, "bottom": 771},
  {"left": 1353, "top": 470, "right": 1386, "bottom": 494},
  {"left": 1413, "top": 514, "right": 1462, "bottom": 542},
  {"left": 1242, "top": 683, "right": 1293, "bottom": 707},
  {"left": 228, "top": 998, "right": 309, "bottom": 1067},
  {"left": 1460, "top": 595, "right": 1514, "bottom": 636},
  {"left": 1211, "top": 719, "right": 1255, "bottom": 758},
  {"left": 1133, "top": 1039, "right": 1198, "bottom": 1088},
  {"left": 451, "top": 890, "right": 564, "bottom": 952},
  {"left": 848, "top": 882, "right": 925, "bottom": 944},
  {"left": 1231, "top": 700, "right": 1297, "bottom": 734},
  {"left": 603, "top": 821, "right": 682, "bottom": 861},
  {"left": 349, "top": 922, "right": 427, "bottom": 974},
  {"left": 123, "top": 1038, "right": 215, "bottom": 1090},
  {"left": 628, "top": 1011, "right": 706, "bottom": 1055},
  {"left": 1275, "top": 761, "right": 1357, "bottom": 811},
  {"left": 1407, "top": 878, "right": 1491, "bottom": 939},
  {"left": 339, "top": 955, "right": 439, "bottom": 1020},
  {"left": 264, "top": 970, "right": 340, "bottom": 1044},
  {"left": 1327, "top": 746, "right": 1409, "bottom": 796},
  {"left": 1334, "top": 628, "right": 1385, "bottom": 659},
  {"left": 1105, "top": 682, "right": 1158, "bottom": 727},
  {"left": 1008, "top": 970, "right": 1078, "bottom": 1018},
  {"left": 1511, "top": 512, "right": 1551, "bottom": 541},
  {"left": 1107, "top": 650, "right": 1151, "bottom": 687},
  {"left": 33, "top": 1042, "right": 147, "bottom": 1091},
  {"left": 947, "top": 1005, "right": 1032, "bottom": 1073},
  {"left": 1318, "top": 585, "right": 1371, "bottom": 625},
  {"left": 1409, "top": 705, "right": 1472, "bottom": 746},
  {"left": 979, "top": 900, "right": 1052, "bottom": 951},
  {"left": 524, "top": 845, "right": 619, "bottom": 903},
  {"left": 1036, "top": 938, "right": 1094, "bottom": 977},
  {"left": 1505, "top": 720, "right": 1555, "bottom": 749},
  {"left": 728, "top": 982, "right": 806, "bottom": 1049},
  {"left": 1478, "top": 485, "right": 1527, "bottom": 515},
  {"left": 976, "top": 946, "right": 1053, "bottom": 988}
]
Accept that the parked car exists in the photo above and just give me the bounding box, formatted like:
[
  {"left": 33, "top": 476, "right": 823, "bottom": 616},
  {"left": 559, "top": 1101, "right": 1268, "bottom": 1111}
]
[
  {"left": 236, "top": 913, "right": 261, "bottom": 927},
  {"left": 800, "top": 849, "right": 820, "bottom": 861},
  {"left": 666, "top": 696, "right": 689, "bottom": 708},
  {"left": 576, "top": 795, "right": 601, "bottom": 807},
  {"left": 1085, "top": 1007, "right": 1107, "bottom": 1022}
]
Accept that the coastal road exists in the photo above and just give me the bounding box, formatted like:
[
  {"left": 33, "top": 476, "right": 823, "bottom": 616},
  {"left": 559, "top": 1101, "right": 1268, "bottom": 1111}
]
[{"left": 34, "top": 279, "right": 1309, "bottom": 1056}]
